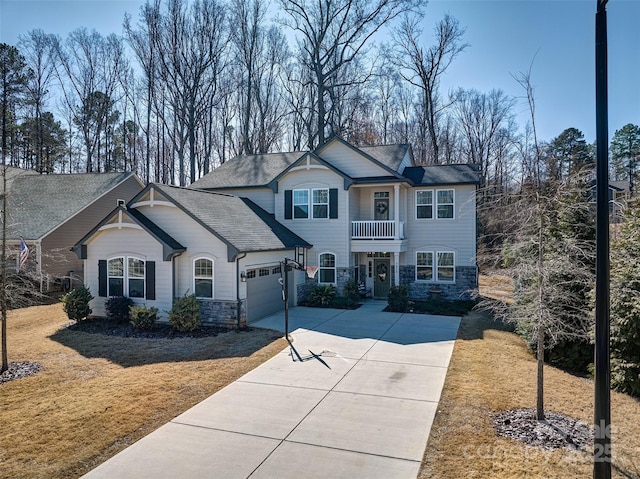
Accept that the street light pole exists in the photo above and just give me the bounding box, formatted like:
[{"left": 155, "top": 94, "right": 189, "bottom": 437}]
[{"left": 594, "top": 1, "right": 611, "bottom": 477}]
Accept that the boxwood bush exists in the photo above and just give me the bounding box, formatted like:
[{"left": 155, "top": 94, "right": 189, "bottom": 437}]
[
  {"left": 130, "top": 305, "right": 158, "bottom": 331},
  {"left": 105, "top": 296, "right": 134, "bottom": 323},
  {"left": 61, "top": 286, "right": 93, "bottom": 321}
]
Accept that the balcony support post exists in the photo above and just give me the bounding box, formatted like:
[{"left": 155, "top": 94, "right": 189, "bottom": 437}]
[{"left": 394, "top": 184, "right": 400, "bottom": 240}]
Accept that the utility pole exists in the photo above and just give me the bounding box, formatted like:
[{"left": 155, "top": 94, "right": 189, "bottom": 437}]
[{"left": 594, "top": 1, "right": 611, "bottom": 477}]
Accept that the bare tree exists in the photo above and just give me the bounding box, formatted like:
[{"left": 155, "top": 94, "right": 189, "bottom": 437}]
[
  {"left": 18, "top": 30, "right": 57, "bottom": 174},
  {"left": 278, "top": 0, "right": 424, "bottom": 148},
  {"left": 393, "top": 13, "right": 467, "bottom": 164}
]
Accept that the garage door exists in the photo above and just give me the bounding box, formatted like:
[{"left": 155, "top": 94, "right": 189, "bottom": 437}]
[{"left": 246, "top": 266, "right": 293, "bottom": 323}]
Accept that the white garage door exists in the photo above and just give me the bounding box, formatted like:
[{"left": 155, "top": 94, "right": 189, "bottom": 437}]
[{"left": 246, "top": 266, "right": 293, "bottom": 323}]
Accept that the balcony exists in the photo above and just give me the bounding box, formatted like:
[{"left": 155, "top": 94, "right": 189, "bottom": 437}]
[{"left": 351, "top": 220, "right": 404, "bottom": 240}]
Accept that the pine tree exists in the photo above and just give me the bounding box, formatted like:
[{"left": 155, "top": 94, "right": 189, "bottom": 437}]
[{"left": 609, "top": 199, "right": 640, "bottom": 396}]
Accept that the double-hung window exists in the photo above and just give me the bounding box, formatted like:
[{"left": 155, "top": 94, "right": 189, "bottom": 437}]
[
  {"left": 437, "top": 252, "right": 455, "bottom": 281},
  {"left": 194, "top": 258, "right": 214, "bottom": 298},
  {"left": 416, "top": 252, "right": 433, "bottom": 280},
  {"left": 312, "top": 188, "right": 329, "bottom": 219},
  {"left": 318, "top": 253, "right": 336, "bottom": 284},
  {"left": 416, "top": 190, "right": 433, "bottom": 219},
  {"left": 436, "top": 189, "right": 455, "bottom": 219},
  {"left": 293, "top": 189, "right": 309, "bottom": 219},
  {"left": 107, "top": 256, "right": 145, "bottom": 297}
]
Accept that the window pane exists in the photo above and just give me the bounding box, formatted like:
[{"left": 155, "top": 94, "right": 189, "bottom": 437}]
[
  {"left": 417, "top": 205, "right": 432, "bottom": 219},
  {"left": 437, "top": 205, "right": 454, "bottom": 219},
  {"left": 417, "top": 252, "right": 433, "bottom": 266},
  {"left": 313, "top": 204, "right": 328, "bottom": 218},
  {"left": 416, "top": 266, "right": 433, "bottom": 281},
  {"left": 195, "top": 279, "right": 213, "bottom": 298},
  {"left": 108, "top": 258, "right": 123, "bottom": 276},
  {"left": 319, "top": 253, "right": 335, "bottom": 267},
  {"left": 319, "top": 269, "right": 335, "bottom": 283},
  {"left": 128, "top": 258, "right": 144, "bottom": 277},
  {"left": 129, "top": 278, "right": 145, "bottom": 298},
  {"left": 416, "top": 190, "right": 432, "bottom": 204},
  {"left": 438, "top": 252, "right": 454, "bottom": 267},
  {"left": 293, "top": 189, "right": 308, "bottom": 203},
  {"left": 294, "top": 205, "right": 309, "bottom": 218},
  {"left": 108, "top": 278, "right": 123, "bottom": 296},
  {"left": 313, "top": 189, "right": 328, "bottom": 203},
  {"left": 194, "top": 258, "right": 212, "bottom": 277},
  {"left": 437, "top": 190, "right": 454, "bottom": 204}
]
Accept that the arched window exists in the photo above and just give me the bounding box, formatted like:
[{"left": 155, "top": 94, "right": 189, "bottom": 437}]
[
  {"left": 194, "top": 258, "right": 214, "bottom": 298},
  {"left": 318, "top": 253, "right": 336, "bottom": 284}
]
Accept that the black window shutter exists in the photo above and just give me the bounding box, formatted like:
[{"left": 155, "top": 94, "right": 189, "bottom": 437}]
[
  {"left": 146, "top": 261, "right": 156, "bottom": 300},
  {"left": 284, "top": 190, "right": 292, "bottom": 219},
  {"left": 329, "top": 188, "right": 338, "bottom": 219},
  {"left": 98, "top": 260, "right": 107, "bottom": 297}
]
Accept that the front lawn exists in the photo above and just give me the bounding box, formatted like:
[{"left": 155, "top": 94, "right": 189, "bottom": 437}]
[
  {"left": 0, "top": 304, "right": 286, "bottom": 479},
  {"left": 419, "top": 310, "right": 640, "bottom": 478}
]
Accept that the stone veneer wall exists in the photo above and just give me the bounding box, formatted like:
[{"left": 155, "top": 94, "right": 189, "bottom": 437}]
[
  {"left": 400, "top": 266, "right": 477, "bottom": 300},
  {"left": 297, "top": 267, "right": 356, "bottom": 303},
  {"left": 199, "top": 299, "right": 247, "bottom": 329}
]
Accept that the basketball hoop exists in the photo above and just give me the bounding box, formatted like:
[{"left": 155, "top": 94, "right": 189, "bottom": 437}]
[{"left": 305, "top": 265, "right": 319, "bottom": 279}]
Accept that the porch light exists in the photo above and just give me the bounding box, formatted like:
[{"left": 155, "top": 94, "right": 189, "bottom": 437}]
[{"left": 240, "top": 271, "right": 247, "bottom": 282}]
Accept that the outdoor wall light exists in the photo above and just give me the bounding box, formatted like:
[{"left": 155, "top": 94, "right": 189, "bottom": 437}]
[{"left": 240, "top": 271, "right": 247, "bottom": 282}]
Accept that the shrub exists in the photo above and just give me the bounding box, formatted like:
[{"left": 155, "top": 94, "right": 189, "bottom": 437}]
[
  {"left": 387, "top": 285, "right": 409, "bottom": 312},
  {"left": 61, "top": 286, "right": 93, "bottom": 321},
  {"left": 309, "top": 284, "right": 337, "bottom": 307},
  {"left": 342, "top": 280, "right": 360, "bottom": 307},
  {"left": 130, "top": 305, "right": 158, "bottom": 331},
  {"left": 169, "top": 294, "right": 201, "bottom": 332},
  {"left": 105, "top": 296, "right": 134, "bottom": 323}
]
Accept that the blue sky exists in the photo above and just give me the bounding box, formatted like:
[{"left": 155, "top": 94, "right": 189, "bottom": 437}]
[{"left": 1, "top": 0, "right": 638, "bottom": 144}]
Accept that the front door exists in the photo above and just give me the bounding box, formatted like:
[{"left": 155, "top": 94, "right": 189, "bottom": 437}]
[{"left": 373, "top": 259, "right": 391, "bottom": 298}]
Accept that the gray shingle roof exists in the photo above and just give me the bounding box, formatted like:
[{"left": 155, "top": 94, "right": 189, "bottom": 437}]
[
  {"left": 153, "top": 184, "right": 311, "bottom": 259},
  {"left": 358, "top": 144, "right": 410, "bottom": 171},
  {"left": 190, "top": 152, "right": 304, "bottom": 189},
  {"left": 7, "top": 172, "right": 135, "bottom": 240},
  {"left": 190, "top": 142, "right": 412, "bottom": 190},
  {"left": 403, "top": 164, "right": 481, "bottom": 186}
]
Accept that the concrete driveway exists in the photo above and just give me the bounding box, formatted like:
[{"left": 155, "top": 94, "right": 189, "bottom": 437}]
[{"left": 82, "top": 301, "right": 460, "bottom": 479}]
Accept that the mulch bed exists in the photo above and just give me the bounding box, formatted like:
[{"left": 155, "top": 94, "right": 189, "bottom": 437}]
[
  {"left": 64, "top": 317, "right": 231, "bottom": 339},
  {"left": 492, "top": 408, "right": 594, "bottom": 451},
  {"left": 0, "top": 362, "right": 43, "bottom": 384}
]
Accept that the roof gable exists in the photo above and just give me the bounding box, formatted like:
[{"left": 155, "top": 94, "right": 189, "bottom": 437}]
[
  {"left": 73, "top": 206, "right": 186, "bottom": 261},
  {"left": 149, "top": 184, "right": 311, "bottom": 261},
  {"left": 314, "top": 137, "right": 404, "bottom": 179}
]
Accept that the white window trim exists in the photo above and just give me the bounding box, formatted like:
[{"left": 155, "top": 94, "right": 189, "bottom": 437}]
[
  {"left": 415, "top": 250, "right": 455, "bottom": 283},
  {"left": 318, "top": 252, "right": 337, "bottom": 285},
  {"left": 436, "top": 189, "right": 455, "bottom": 220},
  {"left": 193, "top": 257, "right": 214, "bottom": 299},
  {"left": 293, "top": 188, "right": 310, "bottom": 220},
  {"left": 311, "top": 188, "right": 330, "bottom": 219},
  {"left": 107, "top": 255, "right": 146, "bottom": 297},
  {"left": 415, "top": 189, "right": 434, "bottom": 220}
]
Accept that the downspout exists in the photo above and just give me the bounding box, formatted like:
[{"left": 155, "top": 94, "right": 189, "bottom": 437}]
[{"left": 236, "top": 253, "right": 247, "bottom": 329}]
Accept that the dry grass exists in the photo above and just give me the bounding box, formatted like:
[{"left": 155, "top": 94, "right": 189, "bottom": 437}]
[
  {"left": 0, "top": 304, "right": 286, "bottom": 479},
  {"left": 479, "top": 273, "right": 514, "bottom": 304},
  {"left": 419, "top": 310, "right": 640, "bottom": 479}
]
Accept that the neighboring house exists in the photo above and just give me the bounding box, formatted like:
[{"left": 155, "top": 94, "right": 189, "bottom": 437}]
[
  {"left": 191, "top": 136, "right": 480, "bottom": 309},
  {"left": 609, "top": 180, "right": 630, "bottom": 222},
  {"left": 5, "top": 171, "right": 144, "bottom": 289},
  {"left": 73, "top": 184, "right": 311, "bottom": 327}
]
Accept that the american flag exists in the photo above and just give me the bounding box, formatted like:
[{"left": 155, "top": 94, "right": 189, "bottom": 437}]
[{"left": 19, "top": 239, "right": 29, "bottom": 271}]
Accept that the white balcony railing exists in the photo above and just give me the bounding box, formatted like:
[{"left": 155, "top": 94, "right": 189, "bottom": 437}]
[{"left": 351, "top": 220, "right": 404, "bottom": 240}]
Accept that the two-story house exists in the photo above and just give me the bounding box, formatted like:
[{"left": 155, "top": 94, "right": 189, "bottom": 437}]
[{"left": 74, "top": 137, "right": 479, "bottom": 327}]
